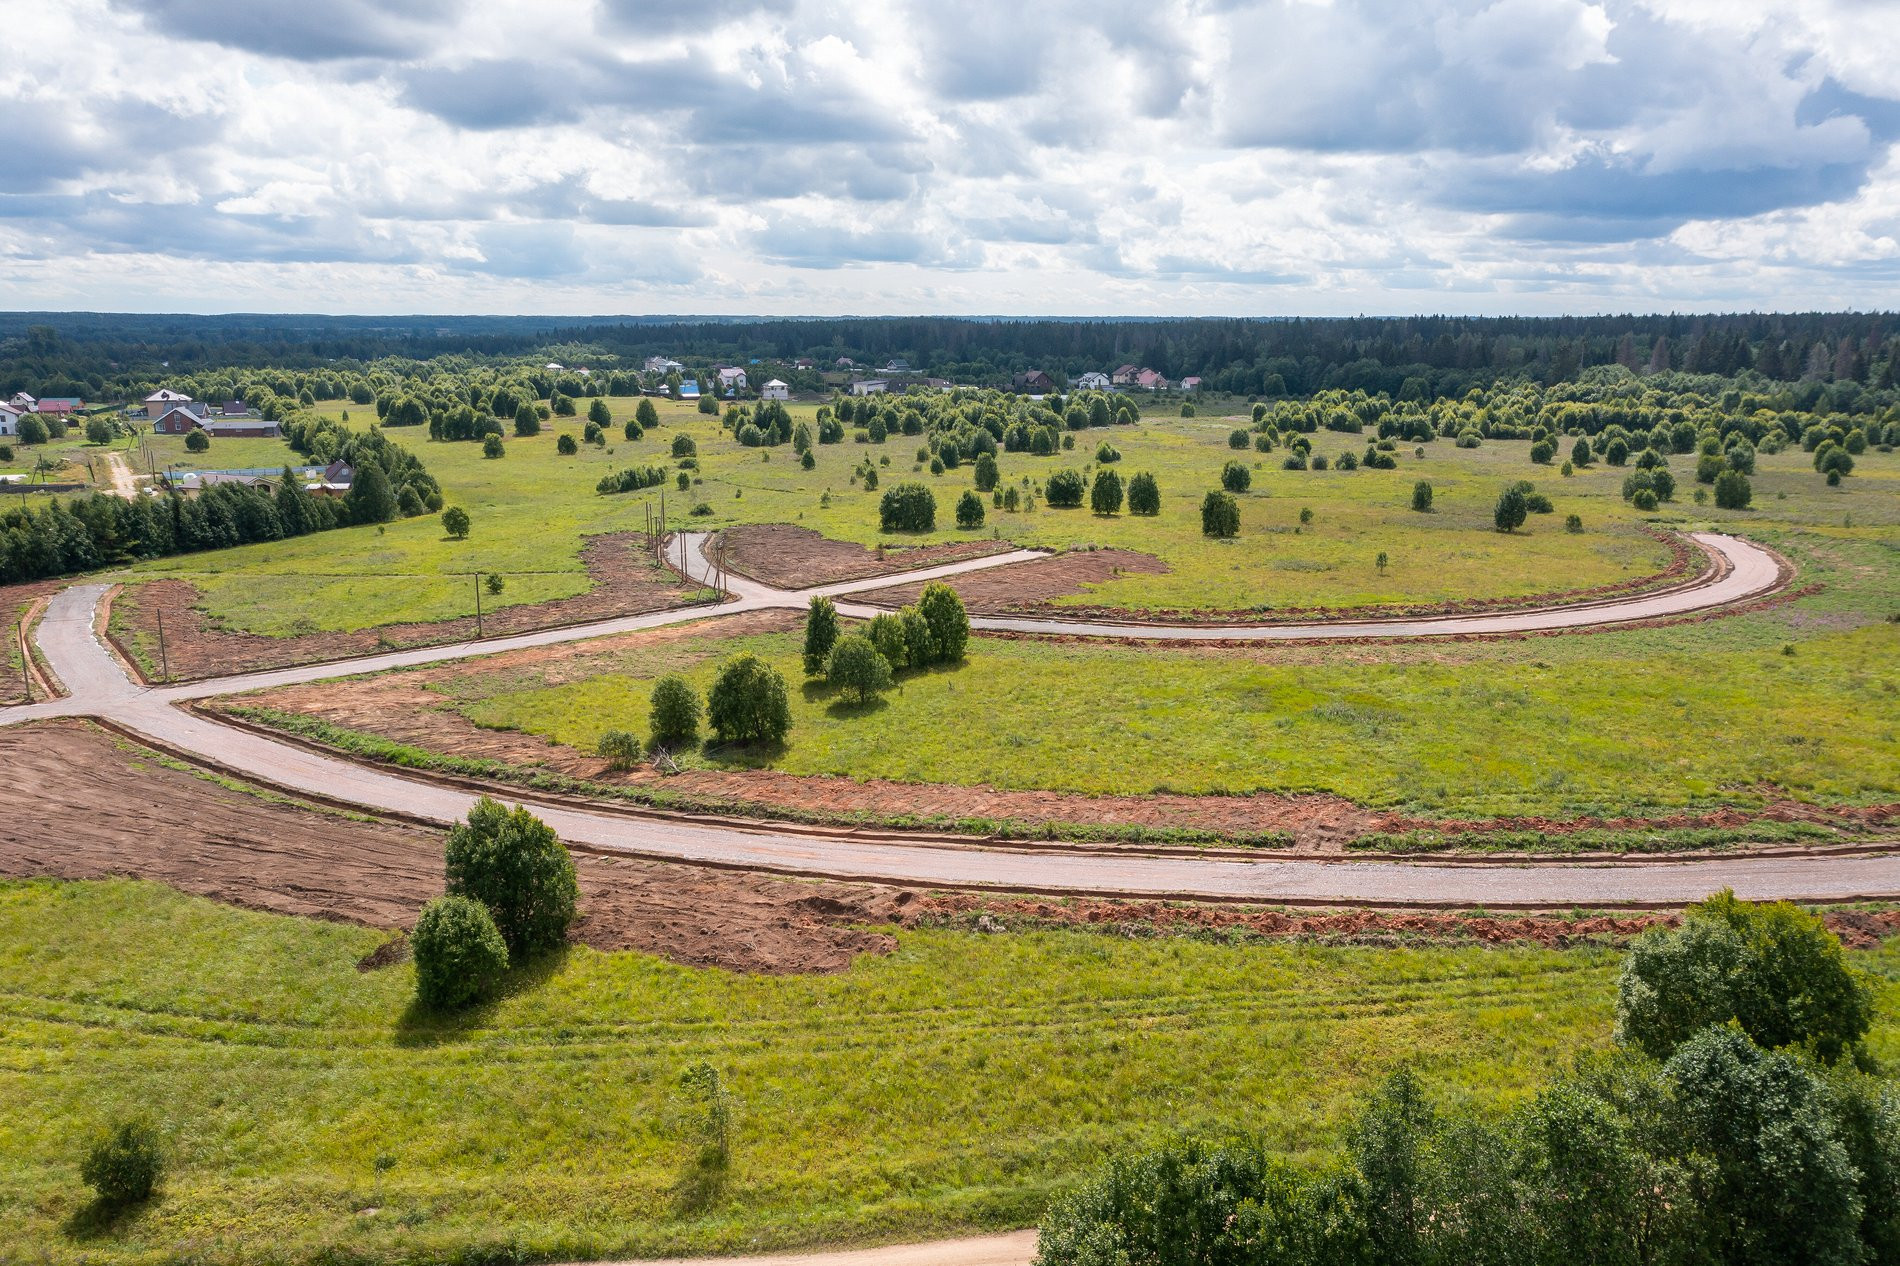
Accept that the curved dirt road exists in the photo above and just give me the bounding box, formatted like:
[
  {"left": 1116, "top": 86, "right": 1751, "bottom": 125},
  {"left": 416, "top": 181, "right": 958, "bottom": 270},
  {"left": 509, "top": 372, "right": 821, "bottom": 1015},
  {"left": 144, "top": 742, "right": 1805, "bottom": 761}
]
[{"left": 5, "top": 535, "right": 1896, "bottom": 905}]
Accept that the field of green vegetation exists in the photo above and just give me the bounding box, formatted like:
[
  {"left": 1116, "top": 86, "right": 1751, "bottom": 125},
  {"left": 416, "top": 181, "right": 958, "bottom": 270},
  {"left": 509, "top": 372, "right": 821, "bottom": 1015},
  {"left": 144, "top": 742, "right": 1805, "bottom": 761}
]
[
  {"left": 111, "top": 395, "right": 1733, "bottom": 636},
  {"left": 4, "top": 878, "right": 1893, "bottom": 1264}
]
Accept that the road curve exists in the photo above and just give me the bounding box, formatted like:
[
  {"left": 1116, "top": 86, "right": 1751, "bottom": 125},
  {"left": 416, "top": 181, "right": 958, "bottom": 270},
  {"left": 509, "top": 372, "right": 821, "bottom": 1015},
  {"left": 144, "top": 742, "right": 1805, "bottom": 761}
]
[
  {"left": 4, "top": 538, "right": 1896, "bottom": 906},
  {"left": 565, "top": 1231, "right": 1037, "bottom": 1266}
]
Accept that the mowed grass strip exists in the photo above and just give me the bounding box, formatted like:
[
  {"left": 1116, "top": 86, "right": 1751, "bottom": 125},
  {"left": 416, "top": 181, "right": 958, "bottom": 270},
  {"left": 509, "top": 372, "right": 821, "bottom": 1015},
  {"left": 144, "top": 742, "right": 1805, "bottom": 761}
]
[{"left": 0, "top": 877, "right": 1797, "bottom": 1264}]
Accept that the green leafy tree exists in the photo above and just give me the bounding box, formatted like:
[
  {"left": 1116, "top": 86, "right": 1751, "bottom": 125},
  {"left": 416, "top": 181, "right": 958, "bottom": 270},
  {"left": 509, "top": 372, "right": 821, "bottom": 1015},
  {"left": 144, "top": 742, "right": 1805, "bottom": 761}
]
[
  {"left": 182, "top": 426, "right": 208, "bottom": 452},
  {"left": 1126, "top": 471, "right": 1160, "bottom": 515},
  {"left": 1090, "top": 468, "right": 1124, "bottom": 514},
  {"left": 1045, "top": 468, "right": 1086, "bottom": 507},
  {"left": 708, "top": 653, "right": 792, "bottom": 745},
  {"left": 1411, "top": 481, "right": 1433, "bottom": 512},
  {"left": 636, "top": 398, "right": 659, "bottom": 430},
  {"left": 973, "top": 451, "right": 999, "bottom": 491},
  {"left": 513, "top": 403, "right": 541, "bottom": 437},
  {"left": 879, "top": 481, "right": 937, "bottom": 531},
  {"left": 556, "top": 433, "right": 578, "bottom": 455},
  {"left": 81, "top": 1119, "right": 163, "bottom": 1207},
  {"left": 587, "top": 398, "right": 611, "bottom": 426},
  {"left": 866, "top": 611, "right": 908, "bottom": 670},
  {"left": 482, "top": 433, "right": 504, "bottom": 458},
  {"left": 1229, "top": 428, "right": 1250, "bottom": 449},
  {"left": 1220, "top": 460, "right": 1251, "bottom": 492},
  {"left": 1493, "top": 486, "right": 1529, "bottom": 532},
  {"left": 1616, "top": 890, "right": 1874, "bottom": 1064},
  {"left": 956, "top": 489, "right": 986, "bottom": 529},
  {"left": 649, "top": 674, "right": 702, "bottom": 748},
  {"left": 441, "top": 506, "right": 470, "bottom": 539},
  {"left": 1714, "top": 470, "right": 1752, "bottom": 509},
  {"left": 826, "top": 633, "right": 893, "bottom": 703},
  {"left": 411, "top": 894, "right": 509, "bottom": 1008},
  {"left": 444, "top": 797, "right": 578, "bottom": 959},
  {"left": 917, "top": 581, "right": 969, "bottom": 664},
  {"left": 85, "top": 417, "right": 114, "bottom": 445},
  {"left": 1201, "top": 490, "right": 1240, "bottom": 537},
  {"left": 347, "top": 460, "right": 398, "bottom": 524},
  {"left": 802, "top": 595, "right": 840, "bottom": 675}
]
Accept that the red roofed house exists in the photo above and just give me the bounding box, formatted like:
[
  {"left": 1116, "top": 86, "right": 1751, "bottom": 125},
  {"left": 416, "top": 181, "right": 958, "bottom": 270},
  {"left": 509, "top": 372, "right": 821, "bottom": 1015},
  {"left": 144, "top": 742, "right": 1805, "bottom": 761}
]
[
  {"left": 1136, "top": 368, "right": 1170, "bottom": 391},
  {"left": 1180, "top": 376, "right": 1202, "bottom": 391},
  {"left": 35, "top": 397, "right": 84, "bottom": 415}
]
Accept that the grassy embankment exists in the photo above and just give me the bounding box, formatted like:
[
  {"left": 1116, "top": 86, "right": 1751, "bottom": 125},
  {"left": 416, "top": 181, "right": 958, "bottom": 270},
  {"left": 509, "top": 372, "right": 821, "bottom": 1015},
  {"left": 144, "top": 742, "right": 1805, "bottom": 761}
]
[{"left": 5, "top": 877, "right": 1896, "bottom": 1263}]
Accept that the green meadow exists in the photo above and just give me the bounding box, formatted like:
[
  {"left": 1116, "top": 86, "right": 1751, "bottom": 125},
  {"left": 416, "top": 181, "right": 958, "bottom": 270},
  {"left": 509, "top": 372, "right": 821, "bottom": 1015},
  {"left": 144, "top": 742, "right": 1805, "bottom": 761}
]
[{"left": 8, "top": 879, "right": 1895, "bottom": 1263}]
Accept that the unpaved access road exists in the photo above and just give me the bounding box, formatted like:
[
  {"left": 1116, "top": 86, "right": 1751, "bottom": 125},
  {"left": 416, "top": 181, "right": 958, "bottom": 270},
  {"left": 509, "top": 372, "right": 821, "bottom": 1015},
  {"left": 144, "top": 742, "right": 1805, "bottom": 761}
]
[
  {"left": 6, "top": 533, "right": 1896, "bottom": 905},
  {"left": 568, "top": 1230, "right": 1039, "bottom": 1266}
]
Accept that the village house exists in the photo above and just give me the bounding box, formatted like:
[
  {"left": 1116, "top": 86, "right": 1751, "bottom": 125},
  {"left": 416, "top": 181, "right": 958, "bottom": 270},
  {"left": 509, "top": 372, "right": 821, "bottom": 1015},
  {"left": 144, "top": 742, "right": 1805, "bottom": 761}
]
[
  {"left": 0, "top": 403, "right": 22, "bottom": 436},
  {"left": 761, "top": 379, "right": 790, "bottom": 401},
  {"left": 716, "top": 366, "right": 748, "bottom": 392},
  {"left": 643, "top": 356, "right": 684, "bottom": 374},
  {"left": 850, "top": 379, "right": 890, "bottom": 396},
  {"left": 678, "top": 380, "right": 701, "bottom": 399},
  {"left": 8, "top": 392, "right": 35, "bottom": 412},
  {"left": 793, "top": 357, "right": 816, "bottom": 369},
  {"left": 201, "top": 417, "right": 283, "bottom": 439},
  {"left": 1013, "top": 369, "right": 1056, "bottom": 393},
  {"left": 1180, "top": 376, "right": 1203, "bottom": 391},
  {"left": 35, "top": 397, "right": 84, "bottom": 415},
  {"left": 1074, "top": 371, "right": 1111, "bottom": 390},
  {"left": 152, "top": 402, "right": 212, "bottom": 434},
  {"left": 1111, "top": 365, "right": 1141, "bottom": 387},
  {"left": 1136, "top": 368, "right": 1170, "bottom": 391},
  {"left": 305, "top": 459, "right": 354, "bottom": 496}
]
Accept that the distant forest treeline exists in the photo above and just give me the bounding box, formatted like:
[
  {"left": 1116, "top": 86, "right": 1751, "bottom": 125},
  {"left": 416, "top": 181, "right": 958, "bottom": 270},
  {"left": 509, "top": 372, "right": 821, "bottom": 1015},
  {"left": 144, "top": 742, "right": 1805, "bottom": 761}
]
[{"left": 2, "top": 312, "right": 1897, "bottom": 404}]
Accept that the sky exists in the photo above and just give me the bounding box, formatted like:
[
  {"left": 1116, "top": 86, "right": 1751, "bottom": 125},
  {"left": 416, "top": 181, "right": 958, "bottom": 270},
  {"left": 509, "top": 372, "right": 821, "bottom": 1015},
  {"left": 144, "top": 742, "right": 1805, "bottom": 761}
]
[{"left": 3, "top": 0, "right": 1899, "bottom": 317}]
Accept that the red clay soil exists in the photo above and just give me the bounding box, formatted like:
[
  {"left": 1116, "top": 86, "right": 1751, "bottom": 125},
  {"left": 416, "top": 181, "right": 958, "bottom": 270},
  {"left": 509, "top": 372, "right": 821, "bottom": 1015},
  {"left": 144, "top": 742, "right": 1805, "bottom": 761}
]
[
  {"left": 0, "top": 719, "right": 905, "bottom": 974},
  {"left": 111, "top": 532, "right": 710, "bottom": 682},
  {"left": 717, "top": 523, "right": 1013, "bottom": 588},
  {"left": 858, "top": 529, "right": 1696, "bottom": 624},
  {"left": 851, "top": 547, "right": 1170, "bottom": 612},
  {"left": 0, "top": 578, "right": 65, "bottom": 705},
  {"left": 913, "top": 894, "right": 1900, "bottom": 950}
]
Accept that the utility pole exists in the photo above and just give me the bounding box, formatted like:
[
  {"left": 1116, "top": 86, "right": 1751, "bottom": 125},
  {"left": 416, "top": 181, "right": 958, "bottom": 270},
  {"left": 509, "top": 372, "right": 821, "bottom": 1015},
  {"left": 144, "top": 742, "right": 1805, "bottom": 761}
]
[
  {"left": 155, "top": 608, "right": 170, "bottom": 682},
  {"left": 473, "top": 573, "right": 483, "bottom": 639}
]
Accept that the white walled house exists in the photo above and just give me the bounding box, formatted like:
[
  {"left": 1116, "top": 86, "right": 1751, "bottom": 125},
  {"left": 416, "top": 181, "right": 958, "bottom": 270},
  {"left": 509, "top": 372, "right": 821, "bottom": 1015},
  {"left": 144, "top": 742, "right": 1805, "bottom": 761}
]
[
  {"left": 1075, "top": 371, "right": 1111, "bottom": 390},
  {"left": 0, "top": 403, "right": 21, "bottom": 436},
  {"left": 761, "top": 379, "right": 790, "bottom": 400},
  {"left": 716, "top": 366, "right": 748, "bottom": 391}
]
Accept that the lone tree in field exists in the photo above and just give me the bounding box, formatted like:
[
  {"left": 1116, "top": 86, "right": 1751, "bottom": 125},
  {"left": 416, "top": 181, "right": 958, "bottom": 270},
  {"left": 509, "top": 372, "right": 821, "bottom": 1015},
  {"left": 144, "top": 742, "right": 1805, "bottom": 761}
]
[
  {"left": 1493, "top": 485, "right": 1529, "bottom": 532},
  {"left": 973, "top": 452, "right": 999, "bottom": 492},
  {"left": 587, "top": 398, "right": 611, "bottom": 427},
  {"left": 183, "top": 426, "right": 208, "bottom": 452},
  {"left": 708, "top": 654, "right": 792, "bottom": 745},
  {"left": 1714, "top": 469, "right": 1752, "bottom": 510},
  {"left": 649, "top": 673, "right": 702, "bottom": 748},
  {"left": 557, "top": 433, "right": 578, "bottom": 455},
  {"left": 513, "top": 403, "right": 541, "bottom": 437},
  {"left": 917, "top": 581, "right": 969, "bottom": 664},
  {"left": 1616, "top": 889, "right": 1874, "bottom": 1065},
  {"left": 826, "top": 634, "right": 893, "bottom": 703},
  {"left": 1091, "top": 468, "right": 1124, "bottom": 515},
  {"left": 956, "top": 489, "right": 985, "bottom": 529},
  {"left": 1220, "top": 460, "right": 1251, "bottom": 493},
  {"left": 482, "top": 434, "right": 504, "bottom": 459},
  {"left": 81, "top": 1119, "right": 163, "bottom": 1207},
  {"left": 1045, "top": 468, "right": 1086, "bottom": 507},
  {"left": 597, "top": 729, "right": 643, "bottom": 771},
  {"left": 1411, "top": 481, "right": 1433, "bottom": 512},
  {"left": 441, "top": 506, "right": 471, "bottom": 539},
  {"left": 1201, "top": 490, "right": 1240, "bottom": 538},
  {"left": 803, "top": 596, "right": 840, "bottom": 675},
  {"left": 411, "top": 894, "right": 509, "bottom": 1008},
  {"left": 636, "top": 398, "right": 659, "bottom": 430},
  {"left": 445, "top": 797, "right": 578, "bottom": 960},
  {"left": 879, "top": 481, "right": 936, "bottom": 532},
  {"left": 1126, "top": 471, "right": 1160, "bottom": 515}
]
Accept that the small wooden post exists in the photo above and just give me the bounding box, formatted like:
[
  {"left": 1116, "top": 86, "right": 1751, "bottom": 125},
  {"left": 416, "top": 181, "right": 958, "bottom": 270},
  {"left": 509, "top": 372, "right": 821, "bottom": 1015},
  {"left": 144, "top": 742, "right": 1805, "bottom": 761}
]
[
  {"left": 156, "top": 608, "right": 170, "bottom": 682},
  {"left": 474, "top": 574, "right": 484, "bottom": 639}
]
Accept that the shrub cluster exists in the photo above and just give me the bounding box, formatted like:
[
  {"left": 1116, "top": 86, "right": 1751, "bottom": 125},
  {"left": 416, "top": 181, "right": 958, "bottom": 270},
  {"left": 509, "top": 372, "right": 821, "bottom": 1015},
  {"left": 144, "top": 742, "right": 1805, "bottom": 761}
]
[{"left": 595, "top": 465, "right": 669, "bottom": 495}]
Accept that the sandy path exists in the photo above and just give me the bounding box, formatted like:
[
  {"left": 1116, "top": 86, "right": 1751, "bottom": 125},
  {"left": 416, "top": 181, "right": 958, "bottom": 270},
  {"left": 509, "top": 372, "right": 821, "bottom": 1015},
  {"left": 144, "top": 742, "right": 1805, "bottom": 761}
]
[
  {"left": 567, "top": 1231, "right": 1038, "bottom": 1266},
  {"left": 103, "top": 450, "right": 137, "bottom": 498}
]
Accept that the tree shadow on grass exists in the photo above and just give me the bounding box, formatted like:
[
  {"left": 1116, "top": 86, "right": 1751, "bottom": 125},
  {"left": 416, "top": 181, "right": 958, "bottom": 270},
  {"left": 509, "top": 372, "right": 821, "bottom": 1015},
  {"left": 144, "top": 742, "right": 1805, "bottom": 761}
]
[
  {"left": 823, "top": 694, "right": 890, "bottom": 719},
  {"left": 392, "top": 946, "right": 570, "bottom": 1048},
  {"left": 64, "top": 1196, "right": 147, "bottom": 1242}
]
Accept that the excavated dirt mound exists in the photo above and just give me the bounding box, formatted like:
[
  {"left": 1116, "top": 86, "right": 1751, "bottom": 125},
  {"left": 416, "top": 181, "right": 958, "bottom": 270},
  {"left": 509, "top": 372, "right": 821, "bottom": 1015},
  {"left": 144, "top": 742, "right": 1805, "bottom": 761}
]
[
  {"left": 112, "top": 532, "right": 709, "bottom": 682},
  {"left": 0, "top": 720, "right": 904, "bottom": 974},
  {"left": 718, "top": 523, "right": 1013, "bottom": 588},
  {"left": 851, "top": 548, "right": 1169, "bottom": 612}
]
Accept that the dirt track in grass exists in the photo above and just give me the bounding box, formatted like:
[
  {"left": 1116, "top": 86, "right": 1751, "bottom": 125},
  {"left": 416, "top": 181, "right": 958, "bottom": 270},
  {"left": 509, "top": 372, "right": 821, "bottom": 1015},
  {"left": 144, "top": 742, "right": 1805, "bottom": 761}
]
[
  {"left": 111, "top": 531, "right": 709, "bottom": 682},
  {"left": 718, "top": 523, "right": 1013, "bottom": 588},
  {"left": 851, "top": 547, "right": 1170, "bottom": 612},
  {"left": 0, "top": 720, "right": 908, "bottom": 973}
]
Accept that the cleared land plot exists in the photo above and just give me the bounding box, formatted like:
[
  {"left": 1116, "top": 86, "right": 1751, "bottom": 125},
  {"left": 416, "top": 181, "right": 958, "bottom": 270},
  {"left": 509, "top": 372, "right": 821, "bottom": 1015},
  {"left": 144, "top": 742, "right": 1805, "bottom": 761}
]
[{"left": 10, "top": 878, "right": 1893, "bottom": 1264}]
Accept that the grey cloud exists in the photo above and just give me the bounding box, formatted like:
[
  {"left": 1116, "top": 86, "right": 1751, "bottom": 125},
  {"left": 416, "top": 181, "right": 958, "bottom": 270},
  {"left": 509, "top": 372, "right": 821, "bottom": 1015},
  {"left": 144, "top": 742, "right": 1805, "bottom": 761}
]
[
  {"left": 111, "top": 0, "right": 453, "bottom": 60},
  {"left": 400, "top": 60, "right": 581, "bottom": 130},
  {"left": 598, "top": 0, "right": 794, "bottom": 34},
  {"left": 471, "top": 222, "right": 585, "bottom": 278},
  {"left": 751, "top": 219, "right": 977, "bottom": 269}
]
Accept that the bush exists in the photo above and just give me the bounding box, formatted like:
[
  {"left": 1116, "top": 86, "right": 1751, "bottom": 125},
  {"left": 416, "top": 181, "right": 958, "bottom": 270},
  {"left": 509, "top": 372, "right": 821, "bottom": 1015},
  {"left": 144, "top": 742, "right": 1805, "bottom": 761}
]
[
  {"left": 802, "top": 596, "right": 840, "bottom": 675},
  {"left": 441, "top": 506, "right": 470, "bottom": 539},
  {"left": 1179, "top": 402, "right": 1196, "bottom": 417},
  {"left": 956, "top": 489, "right": 985, "bottom": 529},
  {"left": 1494, "top": 486, "right": 1528, "bottom": 532},
  {"left": 183, "top": 427, "right": 209, "bottom": 453},
  {"left": 1616, "top": 889, "right": 1874, "bottom": 1064},
  {"left": 1045, "top": 468, "right": 1086, "bottom": 507},
  {"left": 879, "top": 481, "right": 937, "bottom": 531},
  {"left": 671, "top": 433, "right": 697, "bottom": 459},
  {"left": 1090, "top": 468, "right": 1124, "bottom": 514},
  {"left": 1565, "top": 513, "right": 1583, "bottom": 532},
  {"left": 1126, "top": 471, "right": 1160, "bottom": 515},
  {"left": 1201, "top": 490, "right": 1240, "bottom": 538},
  {"left": 445, "top": 797, "right": 578, "bottom": 959},
  {"left": 708, "top": 653, "right": 792, "bottom": 745},
  {"left": 411, "top": 894, "right": 509, "bottom": 1009},
  {"left": 1228, "top": 429, "right": 1250, "bottom": 449},
  {"left": 1530, "top": 439, "right": 1555, "bottom": 464},
  {"left": 1411, "top": 481, "right": 1433, "bottom": 512},
  {"left": 826, "top": 634, "right": 893, "bottom": 703},
  {"left": 1714, "top": 469, "right": 1752, "bottom": 510},
  {"left": 649, "top": 674, "right": 701, "bottom": 748},
  {"left": 1220, "top": 460, "right": 1251, "bottom": 492},
  {"left": 1632, "top": 488, "right": 1658, "bottom": 511},
  {"left": 556, "top": 433, "right": 578, "bottom": 455},
  {"left": 917, "top": 581, "right": 969, "bottom": 664},
  {"left": 18, "top": 414, "right": 50, "bottom": 445},
  {"left": 81, "top": 1119, "right": 163, "bottom": 1206},
  {"left": 597, "top": 728, "right": 643, "bottom": 770},
  {"left": 482, "top": 433, "right": 504, "bottom": 459},
  {"left": 513, "top": 404, "right": 541, "bottom": 437}
]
